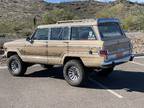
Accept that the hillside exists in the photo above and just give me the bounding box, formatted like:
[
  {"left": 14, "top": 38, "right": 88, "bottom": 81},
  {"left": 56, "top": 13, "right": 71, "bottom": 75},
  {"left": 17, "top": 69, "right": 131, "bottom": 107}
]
[
  {"left": 0, "top": 0, "right": 144, "bottom": 37},
  {"left": 0, "top": 0, "right": 47, "bottom": 37},
  {"left": 53, "top": 0, "right": 144, "bottom": 30},
  {"left": 0, "top": 0, "right": 46, "bottom": 21}
]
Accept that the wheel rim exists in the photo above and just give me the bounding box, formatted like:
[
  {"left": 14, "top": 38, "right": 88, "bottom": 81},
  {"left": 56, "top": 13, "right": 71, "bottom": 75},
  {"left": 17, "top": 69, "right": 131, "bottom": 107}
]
[
  {"left": 10, "top": 60, "right": 20, "bottom": 73},
  {"left": 67, "top": 66, "right": 80, "bottom": 81}
]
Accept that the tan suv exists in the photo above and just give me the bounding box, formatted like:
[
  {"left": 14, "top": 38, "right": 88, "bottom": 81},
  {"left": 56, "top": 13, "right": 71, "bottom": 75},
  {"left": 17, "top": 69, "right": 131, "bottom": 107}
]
[{"left": 3, "top": 18, "right": 134, "bottom": 86}]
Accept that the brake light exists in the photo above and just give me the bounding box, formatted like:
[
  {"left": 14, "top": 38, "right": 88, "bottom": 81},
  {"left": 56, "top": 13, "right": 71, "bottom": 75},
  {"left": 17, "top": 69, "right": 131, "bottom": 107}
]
[{"left": 99, "top": 50, "right": 108, "bottom": 59}]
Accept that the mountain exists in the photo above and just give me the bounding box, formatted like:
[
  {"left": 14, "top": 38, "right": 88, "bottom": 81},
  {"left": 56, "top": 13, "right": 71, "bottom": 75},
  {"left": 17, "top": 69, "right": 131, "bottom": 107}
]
[
  {"left": 0, "top": 0, "right": 144, "bottom": 37},
  {"left": 0, "top": 0, "right": 48, "bottom": 37},
  {"left": 0, "top": 0, "right": 47, "bottom": 22}
]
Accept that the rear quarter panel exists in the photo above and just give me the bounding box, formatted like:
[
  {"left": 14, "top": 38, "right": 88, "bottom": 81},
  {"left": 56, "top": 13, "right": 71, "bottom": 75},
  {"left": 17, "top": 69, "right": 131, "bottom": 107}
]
[{"left": 64, "top": 40, "right": 104, "bottom": 67}]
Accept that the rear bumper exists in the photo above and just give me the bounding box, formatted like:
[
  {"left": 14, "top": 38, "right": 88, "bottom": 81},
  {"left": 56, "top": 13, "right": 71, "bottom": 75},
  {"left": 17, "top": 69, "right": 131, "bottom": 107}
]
[{"left": 101, "top": 54, "right": 134, "bottom": 68}]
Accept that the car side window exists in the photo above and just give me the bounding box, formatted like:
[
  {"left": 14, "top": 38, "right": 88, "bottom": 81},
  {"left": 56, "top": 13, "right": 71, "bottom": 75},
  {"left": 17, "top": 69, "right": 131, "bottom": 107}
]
[
  {"left": 71, "top": 27, "right": 96, "bottom": 40},
  {"left": 50, "top": 27, "right": 69, "bottom": 40},
  {"left": 33, "top": 28, "right": 49, "bottom": 40}
]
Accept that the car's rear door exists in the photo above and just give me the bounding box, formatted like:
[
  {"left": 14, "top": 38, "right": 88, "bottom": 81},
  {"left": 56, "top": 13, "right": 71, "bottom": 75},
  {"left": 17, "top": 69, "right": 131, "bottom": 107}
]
[
  {"left": 68, "top": 26, "right": 98, "bottom": 55},
  {"left": 47, "top": 27, "right": 69, "bottom": 65}
]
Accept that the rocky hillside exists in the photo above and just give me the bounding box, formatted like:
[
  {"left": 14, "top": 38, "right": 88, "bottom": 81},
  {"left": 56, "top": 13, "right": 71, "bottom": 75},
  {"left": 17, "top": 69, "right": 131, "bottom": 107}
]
[
  {"left": 0, "top": 0, "right": 144, "bottom": 37},
  {"left": 0, "top": 0, "right": 144, "bottom": 54},
  {"left": 0, "top": 0, "right": 48, "bottom": 37},
  {"left": 0, "top": 0, "right": 46, "bottom": 22}
]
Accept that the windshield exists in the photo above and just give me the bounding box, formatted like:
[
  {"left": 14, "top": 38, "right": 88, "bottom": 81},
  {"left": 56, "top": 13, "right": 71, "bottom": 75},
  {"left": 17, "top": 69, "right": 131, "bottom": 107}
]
[{"left": 98, "top": 22, "right": 125, "bottom": 40}]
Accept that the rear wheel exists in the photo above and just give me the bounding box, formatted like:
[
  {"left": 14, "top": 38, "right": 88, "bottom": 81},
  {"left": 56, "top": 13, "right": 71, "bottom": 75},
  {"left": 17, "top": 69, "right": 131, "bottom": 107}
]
[
  {"left": 98, "top": 67, "right": 114, "bottom": 77},
  {"left": 8, "top": 55, "right": 27, "bottom": 76},
  {"left": 63, "top": 60, "right": 86, "bottom": 87}
]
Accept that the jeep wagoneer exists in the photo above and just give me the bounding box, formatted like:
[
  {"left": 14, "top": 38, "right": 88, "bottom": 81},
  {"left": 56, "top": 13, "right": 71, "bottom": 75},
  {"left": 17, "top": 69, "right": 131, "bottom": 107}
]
[{"left": 3, "top": 18, "right": 134, "bottom": 86}]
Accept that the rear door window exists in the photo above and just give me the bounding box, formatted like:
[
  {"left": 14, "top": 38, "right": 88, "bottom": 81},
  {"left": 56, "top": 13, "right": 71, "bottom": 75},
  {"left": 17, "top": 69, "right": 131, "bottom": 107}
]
[
  {"left": 50, "top": 27, "right": 69, "bottom": 40},
  {"left": 71, "top": 27, "right": 96, "bottom": 40}
]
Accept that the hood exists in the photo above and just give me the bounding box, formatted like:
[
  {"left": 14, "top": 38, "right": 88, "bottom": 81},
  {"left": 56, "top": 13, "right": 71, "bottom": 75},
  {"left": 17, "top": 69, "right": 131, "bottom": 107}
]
[{"left": 4, "top": 38, "right": 26, "bottom": 48}]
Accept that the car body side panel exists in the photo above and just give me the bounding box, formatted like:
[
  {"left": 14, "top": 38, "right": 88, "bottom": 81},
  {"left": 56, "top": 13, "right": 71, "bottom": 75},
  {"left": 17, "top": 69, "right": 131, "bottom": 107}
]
[
  {"left": 61, "top": 53, "right": 104, "bottom": 67},
  {"left": 47, "top": 40, "right": 68, "bottom": 64},
  {"left": 4, "top": 39, "right": 26, "bottom": 58},
  {"left": 61, "top": 40, "right": 104, "bottom": 67},
  {"left": 22, "top": 40, "right": 48, "bottom": 64}
]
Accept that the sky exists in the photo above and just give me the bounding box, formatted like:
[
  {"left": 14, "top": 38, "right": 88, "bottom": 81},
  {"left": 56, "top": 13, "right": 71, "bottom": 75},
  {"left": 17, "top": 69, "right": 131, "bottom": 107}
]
[{"left": 44, "top": 0, "right": 144, "bottom": 3}]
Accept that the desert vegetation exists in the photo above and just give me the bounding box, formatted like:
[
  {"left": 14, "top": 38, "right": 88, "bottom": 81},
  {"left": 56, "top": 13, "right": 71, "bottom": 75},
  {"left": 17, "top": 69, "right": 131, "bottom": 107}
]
[
  {"left": 0, "top": 0, "right": 144, "bottom": 54},
  {"left": 1, "top": 0, "right": 144, "bottom": 37}
]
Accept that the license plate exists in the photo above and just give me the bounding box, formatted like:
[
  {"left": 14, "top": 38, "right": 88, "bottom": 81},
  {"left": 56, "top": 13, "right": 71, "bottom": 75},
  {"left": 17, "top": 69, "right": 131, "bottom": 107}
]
[{"left": 116, "top": 52, "right": 123, "bottom": 58}]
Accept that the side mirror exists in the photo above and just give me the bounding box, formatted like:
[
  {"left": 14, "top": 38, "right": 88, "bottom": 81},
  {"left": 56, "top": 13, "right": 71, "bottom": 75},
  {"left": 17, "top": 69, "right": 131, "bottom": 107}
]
[
  {"left": 26, "top": 37, "right": 30, "bottom": 41},
  {"left": 26, "top": 37, "right": 33, "bottom": 43}
]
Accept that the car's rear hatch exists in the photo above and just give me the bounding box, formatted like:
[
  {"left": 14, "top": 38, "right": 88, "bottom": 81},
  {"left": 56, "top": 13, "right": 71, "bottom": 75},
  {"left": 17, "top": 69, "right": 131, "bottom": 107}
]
[
  {"left": 103, "top": 38, "right": 131, "bottom": 61},
  {"left": 98, "top": 19, "right": 132, "bottom": 61}
]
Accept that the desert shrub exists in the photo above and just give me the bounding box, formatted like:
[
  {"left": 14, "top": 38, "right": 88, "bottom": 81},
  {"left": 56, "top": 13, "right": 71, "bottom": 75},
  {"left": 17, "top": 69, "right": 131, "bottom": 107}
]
[
  {"left": 0, "top": 21, "right": 33, "bottom": 37},
  {"left": 96, "top": 3, "right": 144, "bottom": 31},
  {"left": 122, "top": 15, "right": 137, "bottom": 30},
  {"left": 43, "top": 9, "right": 80, "bottom": 24}
]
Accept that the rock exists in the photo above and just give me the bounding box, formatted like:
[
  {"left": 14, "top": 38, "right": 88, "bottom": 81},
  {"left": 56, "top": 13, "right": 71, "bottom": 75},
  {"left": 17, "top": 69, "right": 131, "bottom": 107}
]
[{"left": 126, "top": 32, "right": 144, "bottom": 54}]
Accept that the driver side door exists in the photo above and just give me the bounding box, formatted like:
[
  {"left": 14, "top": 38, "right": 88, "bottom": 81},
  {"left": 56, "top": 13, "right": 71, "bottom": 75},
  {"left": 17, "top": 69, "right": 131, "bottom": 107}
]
[{"left": 22, "top": 28, "right": 49, "bottom": 64}]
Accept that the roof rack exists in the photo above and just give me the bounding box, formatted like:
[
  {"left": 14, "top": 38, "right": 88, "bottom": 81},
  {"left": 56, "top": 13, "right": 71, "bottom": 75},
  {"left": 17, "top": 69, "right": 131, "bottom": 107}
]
[{"left": 57, "top": 19, "right": 96, "bottom": 24}]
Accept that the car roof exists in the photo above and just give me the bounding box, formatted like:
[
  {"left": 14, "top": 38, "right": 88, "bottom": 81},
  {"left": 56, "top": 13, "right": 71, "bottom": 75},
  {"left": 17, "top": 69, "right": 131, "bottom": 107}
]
[{"left": 37, "top": 18, "right": 120, "bottom": 29}]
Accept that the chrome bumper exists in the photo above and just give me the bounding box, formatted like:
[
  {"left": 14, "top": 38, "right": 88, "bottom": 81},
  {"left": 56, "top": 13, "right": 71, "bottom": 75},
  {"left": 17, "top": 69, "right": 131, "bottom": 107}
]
[{"left": 101, "top": 55, "right": 134, "bottom": 67}]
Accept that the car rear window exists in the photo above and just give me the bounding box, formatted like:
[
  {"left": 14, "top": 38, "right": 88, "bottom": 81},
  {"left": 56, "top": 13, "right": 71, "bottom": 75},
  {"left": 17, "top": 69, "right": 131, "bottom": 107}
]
[
  {"left": 98, "top": 22, "right": 124, "bottom": 40},
  {"left": 71, "top": 27, "right": 96, "bottom": 40}
]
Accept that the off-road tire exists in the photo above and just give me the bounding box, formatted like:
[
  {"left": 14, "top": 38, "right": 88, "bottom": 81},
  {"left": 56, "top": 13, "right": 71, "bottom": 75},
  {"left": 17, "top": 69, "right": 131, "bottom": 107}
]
[
  {"left": 63, "top": 60, "right": 86, "bottom": 87},
  {"left": 8, "top": 55, "right": 27, "bottom": 76}
]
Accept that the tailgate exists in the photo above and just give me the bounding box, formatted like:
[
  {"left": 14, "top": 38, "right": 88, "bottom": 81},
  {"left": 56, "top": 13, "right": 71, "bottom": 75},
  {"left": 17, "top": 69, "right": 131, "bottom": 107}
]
[{"left": 104, "top": 38, "right": 132, "bottom": 61}]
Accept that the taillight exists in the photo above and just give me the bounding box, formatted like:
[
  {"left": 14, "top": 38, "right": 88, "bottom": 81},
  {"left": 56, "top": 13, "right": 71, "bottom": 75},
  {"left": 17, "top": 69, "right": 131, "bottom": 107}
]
[{"left": 99, "top": 50, "right": 108, "bottom": 59}]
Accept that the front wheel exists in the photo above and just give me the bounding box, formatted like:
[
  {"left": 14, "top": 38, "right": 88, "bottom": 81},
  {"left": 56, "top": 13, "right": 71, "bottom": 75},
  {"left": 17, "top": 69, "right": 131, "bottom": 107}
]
[
  {"left": 63, "top": 60, "right": 86, "bottom": 87},
  {"left": 8, "top": 55, "right": 27, "bottom": 76}
]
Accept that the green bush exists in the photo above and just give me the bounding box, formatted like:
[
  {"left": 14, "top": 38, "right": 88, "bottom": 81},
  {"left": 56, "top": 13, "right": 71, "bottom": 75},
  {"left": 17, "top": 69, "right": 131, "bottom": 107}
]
[
  {"left": 0, "top": 21, "right": 33, "bottom": 37},
  {"left": 96, "top": 3, "right": 144, "bottom": 31}
]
